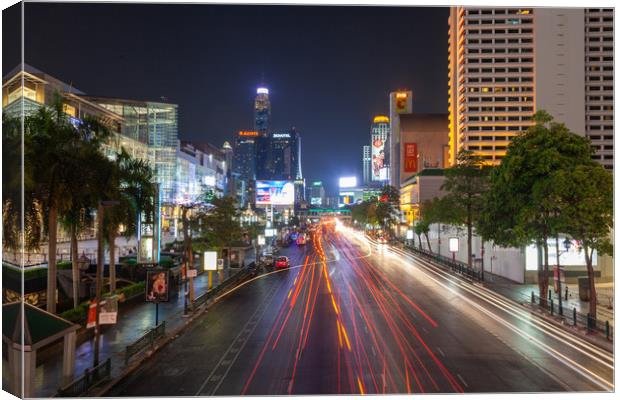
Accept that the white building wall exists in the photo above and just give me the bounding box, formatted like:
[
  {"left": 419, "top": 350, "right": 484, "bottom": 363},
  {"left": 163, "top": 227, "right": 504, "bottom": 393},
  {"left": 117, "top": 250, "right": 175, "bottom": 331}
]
[{"left": 422, "top": 223, "right": 526, "bottom": 283}]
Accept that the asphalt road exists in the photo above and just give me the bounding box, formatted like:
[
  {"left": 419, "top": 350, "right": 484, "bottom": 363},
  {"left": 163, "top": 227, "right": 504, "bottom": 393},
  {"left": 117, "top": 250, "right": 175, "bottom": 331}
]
[{"left": 106, "top": 224, "right": 614, "bottom": 396}]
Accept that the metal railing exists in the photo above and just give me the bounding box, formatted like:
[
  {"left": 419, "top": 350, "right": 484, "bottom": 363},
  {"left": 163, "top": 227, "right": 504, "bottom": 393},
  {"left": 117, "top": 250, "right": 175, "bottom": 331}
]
[
  {"left": 406, "top": 245, "right": 483, "bottom": 281},
  {"left": 57, "top": 358, "right": 111, "bottom": 397},
  {"left": 192, "top": 267, "right": 250, "bottom": 310},
  {"left": 530, "top": 290, "right": 613, "bottom": 340},
  {"left": 124, "top": 321, "right": 166, "bottom": 365}
]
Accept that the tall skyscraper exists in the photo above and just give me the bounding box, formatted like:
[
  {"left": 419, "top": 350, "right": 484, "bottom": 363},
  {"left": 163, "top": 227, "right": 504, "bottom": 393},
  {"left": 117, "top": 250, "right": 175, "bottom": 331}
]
[
  {"left": 233, "top": 131, "right": 259, "bottom": 182},
  {"left": 254, "top": 87, "right": 271, "bottom": 135},
  {"left": 584, "top": 9, "right": 614, "bottom": 170},
  {"left": 362, "top": 145, "right": 371, "bottom": 185},
  {"left": 267, "top": 128, "right": 302, "bottom": 181},
  {"left": 370, "top": 116, "right": 390, "bottom": 183},
  {"left": 448, "top": 7, "right": 613, "bottom": 169}
]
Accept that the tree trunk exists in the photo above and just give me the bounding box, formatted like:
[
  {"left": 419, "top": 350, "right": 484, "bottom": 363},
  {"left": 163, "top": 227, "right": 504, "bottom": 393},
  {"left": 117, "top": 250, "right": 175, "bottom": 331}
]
[
  {"left": 424, "top": 233, "right": 432, "bottom": 254},
  {"left": 47, "top": 204, "right": 58, "bottom": 313},
  {"left": 109, "top": 229, "right": 117, "bottom": 293},
  {"left": 70, "top": 224, "right": 79, "bottom": 308},
  {"left": 416, "top": 234, "right": 422, "bottom": 250},
  {"left": 584, "top": 244, "right": 597, "bottom": 320}
]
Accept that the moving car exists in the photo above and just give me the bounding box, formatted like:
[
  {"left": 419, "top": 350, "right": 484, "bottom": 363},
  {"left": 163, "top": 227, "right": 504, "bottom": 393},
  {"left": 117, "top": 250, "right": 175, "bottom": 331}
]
[{"left": 275, "top": 256, "right": 290, "bottom": 269}]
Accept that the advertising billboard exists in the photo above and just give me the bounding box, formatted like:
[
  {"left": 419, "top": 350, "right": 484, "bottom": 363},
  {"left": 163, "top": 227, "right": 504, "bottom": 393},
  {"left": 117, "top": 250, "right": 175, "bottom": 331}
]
[
  {"left": 203, "top": 251, "right": 217, "bottom": 271},
  {"left": 255, "top": 180, "right": 295, "bottom": 205},
  {"left": 394, "top": 91, "right": 413, "bottom": 114},
  {"left": 310, "top": 197, "right": 322, "bottom": 206},
  {"left": 146, "top": 269, "right": 169, "bottom": 302},
  {"left": 371, "top": 135, "right": 386, "bottom": 181},
  {"left": 404, "top": 143, "right": 418, "bottom": 173},
  {"left": 339, "top": 176, "right": 357, "bottom": 188}
]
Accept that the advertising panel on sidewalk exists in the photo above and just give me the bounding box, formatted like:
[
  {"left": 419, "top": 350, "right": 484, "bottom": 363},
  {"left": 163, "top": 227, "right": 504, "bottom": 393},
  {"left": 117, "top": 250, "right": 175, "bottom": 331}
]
[
  {"left": 99, "top": 295, "right": 118, "bottom": 325},
  {"left": 146, "top": 269, "right": 169, "bottom": 302},
  {"left": 203, "top": 251, "right": 217, "bottom": 271}
]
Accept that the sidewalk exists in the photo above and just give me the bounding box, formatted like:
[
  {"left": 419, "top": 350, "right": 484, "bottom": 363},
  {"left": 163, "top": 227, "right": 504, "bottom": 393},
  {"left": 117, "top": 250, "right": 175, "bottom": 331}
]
[
  {"left": 27, "top": 267, "right": 232, "bottom": 397},
  {"left": 482, "top": 272, "right": 614, "bottom": 327}
]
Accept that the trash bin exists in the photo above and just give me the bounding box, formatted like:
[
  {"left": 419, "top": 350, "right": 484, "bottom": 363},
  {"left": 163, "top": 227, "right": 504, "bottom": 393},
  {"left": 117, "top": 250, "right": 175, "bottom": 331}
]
[{"left": 578, "top": 277, "right": 590, "bottom": 302}]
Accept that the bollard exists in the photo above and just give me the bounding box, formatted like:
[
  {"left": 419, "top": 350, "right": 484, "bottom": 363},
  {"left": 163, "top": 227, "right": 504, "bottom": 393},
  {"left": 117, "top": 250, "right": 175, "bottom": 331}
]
[
  {"left": 531, "top": 291, "right": 535, "bottom": 303},
  {"left": 548, "top": 289, "right": 552, "bottom": 300},
  {"left": 606, "top": 321, "right": 610, "bottom": 340},
  {"left": 550, "top": 299, "right": 554, "bottom": 315},
  {"left": 573, "top": 308, "right": 577, "bottom": 326},
  {"left": 587, "top": 313, "right": 593, "bottom": 331},
  {"left": 565, "top": 286, "right": 568, "bottom": 301}
]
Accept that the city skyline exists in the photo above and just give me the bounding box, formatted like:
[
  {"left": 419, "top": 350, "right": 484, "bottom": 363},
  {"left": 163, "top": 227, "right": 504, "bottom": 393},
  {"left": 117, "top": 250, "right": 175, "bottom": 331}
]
[{"left": 2, "top": 3, "right": 449, "bottom": 187}]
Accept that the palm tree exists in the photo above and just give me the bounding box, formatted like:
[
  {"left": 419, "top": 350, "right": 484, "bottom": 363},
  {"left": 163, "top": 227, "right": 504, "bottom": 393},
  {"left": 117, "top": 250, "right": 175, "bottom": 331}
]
[
  {"left": 26, "top": 94, "right": 111, "bottom": 313},
  {"left": 104, "top": 150, "right": 156, "bottom": 292}
]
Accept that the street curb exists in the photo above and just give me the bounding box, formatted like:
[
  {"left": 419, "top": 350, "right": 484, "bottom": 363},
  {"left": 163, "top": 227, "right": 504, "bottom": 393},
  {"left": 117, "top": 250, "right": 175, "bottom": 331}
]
[{"left": 88, "top": 271, "right": 252, "bottom": 397}]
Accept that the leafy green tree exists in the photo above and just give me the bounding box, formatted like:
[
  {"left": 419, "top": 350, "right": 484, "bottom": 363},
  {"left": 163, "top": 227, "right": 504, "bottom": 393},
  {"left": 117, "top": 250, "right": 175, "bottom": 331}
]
[
  {"left": 419, "top": 196, "right": 459, "bottom": 254},
  {"left": 441, "top": 150, "right": 490, "bottom": 268},
  {"left": 25, "top": 95, "right": 112, "bottom": 313},
  {"left": 478, "top": 111, "right": 594, "bottom": 306},
  {"left": 104, "top": 150, "right": 156, "bottom": 292},
  {"left": 555, "top": 164, "right": 613, "bottom": 319},
  {"left": 414, "top": 219, "right": 432, "bottom": 252},
  {"left": 201, "top": 196, "right": 243, "bottom": 251}
]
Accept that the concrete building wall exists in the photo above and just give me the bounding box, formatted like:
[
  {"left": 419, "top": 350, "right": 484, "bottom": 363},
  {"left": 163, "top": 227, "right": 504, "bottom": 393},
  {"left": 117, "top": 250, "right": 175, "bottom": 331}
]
[
  {"left": 399, "top": 113, "right": 449, "bottom": 184},
  {"left": 534, "top": 9, "right": 586, "bottom": 136}
]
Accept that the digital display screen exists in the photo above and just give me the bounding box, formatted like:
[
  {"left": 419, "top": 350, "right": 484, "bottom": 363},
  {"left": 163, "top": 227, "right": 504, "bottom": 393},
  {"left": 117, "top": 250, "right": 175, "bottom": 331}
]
[{"left": 256, "top": 181, "right": 295, "bottom": 205}]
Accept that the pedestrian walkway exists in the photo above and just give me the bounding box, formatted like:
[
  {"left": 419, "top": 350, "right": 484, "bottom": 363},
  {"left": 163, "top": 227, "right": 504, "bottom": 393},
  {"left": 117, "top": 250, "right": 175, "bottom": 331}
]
[{"left": 28, "top": 268, "right": 232, "bottom": 397}]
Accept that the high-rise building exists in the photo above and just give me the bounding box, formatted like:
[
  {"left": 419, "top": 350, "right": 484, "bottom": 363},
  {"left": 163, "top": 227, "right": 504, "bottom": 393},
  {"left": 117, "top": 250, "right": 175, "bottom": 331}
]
[
  {"left": 584, "top": 9, "right": 614, "bottom": 170},
  {"left": 448, "top": 7, "right": 614, "bottom": 169},
  {"left": 362, "top": 145, "right": 371, "bottom": 185},
  {"left": 389, "top": 91, "right": 413, "bottom": 186},
  {"left": 254, "top": 87, "right": 271, "bottom": 135},
  {"left": 233, "top": 131, "right": 259, "bottom": 182},
  {"left": 307, "top": 180, "right": 326, "bottom": 206},
  {"left": 259, "top": 128, "right": 302, "bottom": 181},
  {"left": 370, "top": 116, "right": 390, "bottom": 183}
]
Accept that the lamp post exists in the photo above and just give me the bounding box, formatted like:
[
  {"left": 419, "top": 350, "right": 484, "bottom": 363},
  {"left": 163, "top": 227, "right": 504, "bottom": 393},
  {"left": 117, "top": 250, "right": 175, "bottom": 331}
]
[
  {"left": 94, "top": 200, "right": 119, "bottom": 368},
  {"left": 554, "top": 237, "right": 571, "bottom": 315}
]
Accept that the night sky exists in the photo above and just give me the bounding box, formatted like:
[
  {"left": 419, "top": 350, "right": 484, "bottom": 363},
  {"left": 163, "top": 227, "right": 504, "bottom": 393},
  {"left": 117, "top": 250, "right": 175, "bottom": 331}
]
[{"left": 3, "top": 3, "right": 449, "bottom": 194}]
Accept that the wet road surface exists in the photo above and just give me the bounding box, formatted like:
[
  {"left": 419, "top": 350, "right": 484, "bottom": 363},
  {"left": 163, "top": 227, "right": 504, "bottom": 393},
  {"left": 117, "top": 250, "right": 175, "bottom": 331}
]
[{"left": 107, "top": 224, "right": 613, "bottom": 395}]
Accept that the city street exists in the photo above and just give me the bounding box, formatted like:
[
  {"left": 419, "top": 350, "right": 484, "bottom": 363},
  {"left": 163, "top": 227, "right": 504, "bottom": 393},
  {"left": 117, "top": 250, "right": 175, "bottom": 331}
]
[{"left": 106, "top": 224, "right": 614, "bottom": 396}]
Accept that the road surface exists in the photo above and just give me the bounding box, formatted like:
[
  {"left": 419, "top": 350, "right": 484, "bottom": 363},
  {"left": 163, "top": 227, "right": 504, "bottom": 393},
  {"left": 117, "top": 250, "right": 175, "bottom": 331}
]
[{"left": 106, "top": 223, "right": 613, "bottom": 395}]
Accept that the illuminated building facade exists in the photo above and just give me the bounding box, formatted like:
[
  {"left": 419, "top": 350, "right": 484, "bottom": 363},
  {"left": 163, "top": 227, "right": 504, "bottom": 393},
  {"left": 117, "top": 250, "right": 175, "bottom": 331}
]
[
  {"left": 307, "top": 181, "right": 326, "bottom": 206},
  {"left": 389, "top": 91, "right": 413, "bottom": 186},
  {"left": 84, "top": 96, "right": 179, "bottom": 203},
  {"left": 448, "top": 7, "right": 614, "bottom": 168},
  {"left": 259, "top": 128, "right": 302, "bottom": 181},
  {"left": 362, "top": 145, "right": 371, "bottom": 186},
  {"left": 370, "top": 116, "right": 390, "bottom": 183},
  {"left": 254, "top": 87, "right": 271, "bottom": 135}
]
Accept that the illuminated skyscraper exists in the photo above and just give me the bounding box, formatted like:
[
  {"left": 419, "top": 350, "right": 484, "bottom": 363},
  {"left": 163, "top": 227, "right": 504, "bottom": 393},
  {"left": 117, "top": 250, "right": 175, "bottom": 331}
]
[
  {"left": 254, "top": 87, "right": 271, "bottom": 135},
  {"left": 448, "top": 7, "right": 613, "bottom": 169}
]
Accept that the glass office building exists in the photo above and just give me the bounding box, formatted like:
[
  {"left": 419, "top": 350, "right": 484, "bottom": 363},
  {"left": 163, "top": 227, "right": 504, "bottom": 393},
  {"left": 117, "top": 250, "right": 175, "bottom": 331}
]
[{"left": 85, "top": 96, "right": 179, "bottom": 204}]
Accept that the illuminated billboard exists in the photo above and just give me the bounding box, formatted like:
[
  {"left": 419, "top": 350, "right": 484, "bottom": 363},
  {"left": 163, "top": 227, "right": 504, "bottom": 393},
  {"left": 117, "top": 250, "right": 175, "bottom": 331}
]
[
  {"left": 394, "top": 91, "right": 413, "bottom": 114},
  {"left": 310, "top": 197, "right": 322, "bottom": 206},
  {"left": 403, "top": 143, "right": 418, "bottom": 173},
  {"left": 255, "top": 180, "right": 295, "bottom": 206},
  {"left": 371, "top": 135, "right": 386, "bottom": 181},
  {"left": 339, "top": 176, "right": 357, "bottom": 188}
]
